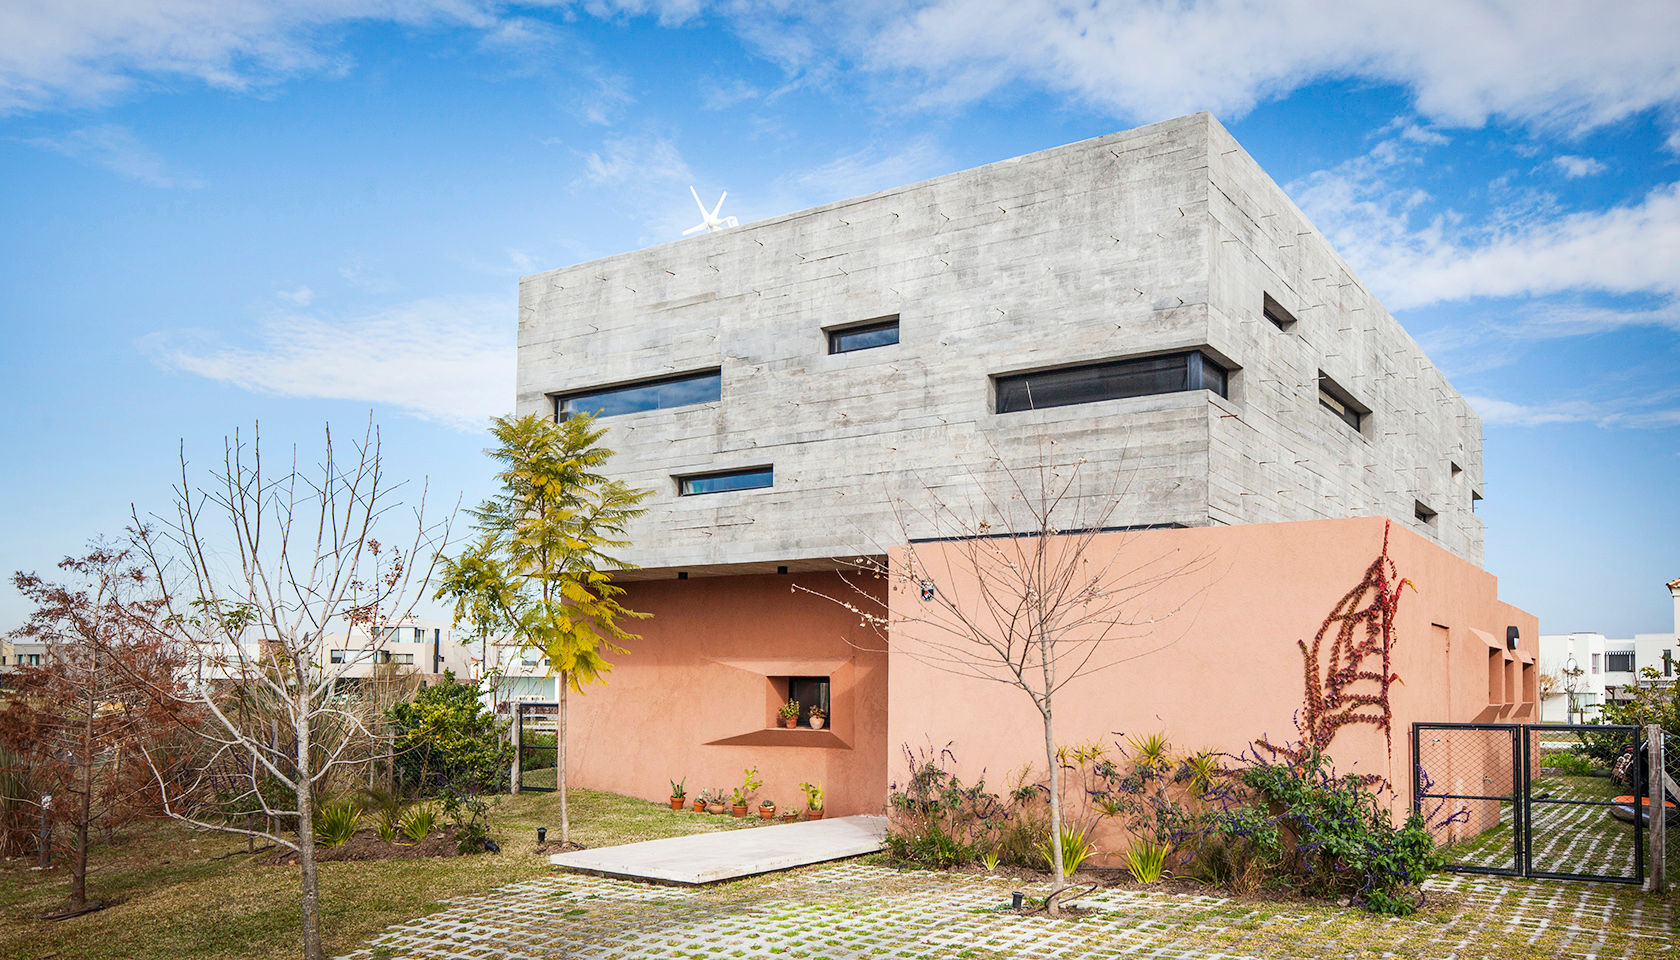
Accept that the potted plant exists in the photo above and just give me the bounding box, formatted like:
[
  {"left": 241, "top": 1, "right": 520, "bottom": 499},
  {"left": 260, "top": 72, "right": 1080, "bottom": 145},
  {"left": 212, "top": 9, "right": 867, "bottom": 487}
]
[
  {"left": 729, "top": 787, "right": 749, "bottom": 817},
  {"left": 692, "top": 791, "right": 706, "bottom": 812},
  {"left": 669, "top": 778, "right": 687, "bottom": 811},
  {"left": 758, "top": 798, "right": 777, "bottom": 820},
  {"left": 781, "top": 807, "right": 801, "bottom": 822},
  {"left": 808, "top": 706, "right": 827, "bottom": 730},
  {"left": 777, "top": 698, "right": 800, "bottom": 728},
  {"left": 800, "top": 781, "right": 825, "bottom": 820},
  {"left": 705, "top": 789, "right": 726, "bottom": 815}
]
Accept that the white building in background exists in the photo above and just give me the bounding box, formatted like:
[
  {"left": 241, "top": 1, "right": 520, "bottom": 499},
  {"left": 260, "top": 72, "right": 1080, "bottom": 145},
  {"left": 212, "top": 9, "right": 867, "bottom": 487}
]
[
  {"left": 317, "top": 619, "right": 559, "bottom": 713},
  {"left": 1539, "top": 576, "right": 1679, "bottom": 722}
]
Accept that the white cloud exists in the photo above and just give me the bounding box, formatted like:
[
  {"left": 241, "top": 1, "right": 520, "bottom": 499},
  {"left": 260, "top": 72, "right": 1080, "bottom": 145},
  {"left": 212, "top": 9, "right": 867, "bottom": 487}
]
[
  {"left": 26, "top": 124, "right": 202, "bottom": 187},
  {"left": 785, "top": 135, "right": 950, "bottom": 206},
  {"left": 581, "top": 134, "right": 694, "bottom": 186},
  {"left": 0, "top": 1, "right": 501, "bottom": 114},
  {"left": 1468, "top": 393, "right": 1680, "bottom": 429},
  {"left": 276, "top": 286, "right": 313, "bottom": 306},
  {"left": 1552, "top": 155, "right": 1607, "bottom": 178},
  {"left": 147, "top": 297, "right": 514, "bottom": 430},
  {"left": 1289, "top": 133, "right": 1680, "bottom": 311},
  {"left": 855, "top": 0, "right": 1680, "bottom": 134}
]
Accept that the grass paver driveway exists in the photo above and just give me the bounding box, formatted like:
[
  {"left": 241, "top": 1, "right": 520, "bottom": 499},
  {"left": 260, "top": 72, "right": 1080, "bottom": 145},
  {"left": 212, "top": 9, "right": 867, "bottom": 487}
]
[{"left": 339, "top": 861, "right": 1677, "bottom": 960}]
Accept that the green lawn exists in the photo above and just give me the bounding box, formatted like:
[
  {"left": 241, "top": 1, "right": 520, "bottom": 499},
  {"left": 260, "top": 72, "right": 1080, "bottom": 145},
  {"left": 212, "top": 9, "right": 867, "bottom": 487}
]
[{"left": 0, "top": 789, "right": 751, "bottom": 960}]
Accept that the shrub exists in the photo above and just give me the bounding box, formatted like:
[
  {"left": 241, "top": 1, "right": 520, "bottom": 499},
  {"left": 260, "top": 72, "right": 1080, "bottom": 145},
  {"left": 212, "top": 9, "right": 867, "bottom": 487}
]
[
  {"left": 400, "top": 804, "right": 437, "bottom": 843},
  {"left": 1541, "top": 751, "right": 1602, "bottom": 776},
  {"left": 884, "top": 745, "right": 1005, "bottom": 868},
  {"left": 437, "top": 785, "right": 494, "bottom": 853},
  {"left": 387, "top": 673, "right": 512, "bottom": 795},
  {"left": 1037, "top": 824, "right": 1096, "bottom": 875},
  {"left": 1123, "top": 839, "right": 1168, "bottom": 883},
  {"left": 314, "top": 799, "right": 361, "bottom": 847},
  {"left": 1234, "top": 746, "right": 1443, "bottom": 915}
]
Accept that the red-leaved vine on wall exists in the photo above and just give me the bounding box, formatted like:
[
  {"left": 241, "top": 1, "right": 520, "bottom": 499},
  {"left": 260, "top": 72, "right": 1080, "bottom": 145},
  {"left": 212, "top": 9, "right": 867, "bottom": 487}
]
[{"left": 1259, "top": 522, "right": 1411, "bottom": 773}]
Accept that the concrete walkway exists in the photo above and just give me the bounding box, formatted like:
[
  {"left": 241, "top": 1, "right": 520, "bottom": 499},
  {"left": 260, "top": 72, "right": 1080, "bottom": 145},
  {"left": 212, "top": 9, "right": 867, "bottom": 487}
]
[{"left": 548, "top": 814, "right": 886, "bottom": 884}]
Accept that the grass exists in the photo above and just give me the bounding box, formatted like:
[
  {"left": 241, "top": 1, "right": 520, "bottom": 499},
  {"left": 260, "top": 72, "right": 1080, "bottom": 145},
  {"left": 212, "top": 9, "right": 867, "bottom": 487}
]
[{"left": 0, "top": 788, "right": 752, "bottom": 960}]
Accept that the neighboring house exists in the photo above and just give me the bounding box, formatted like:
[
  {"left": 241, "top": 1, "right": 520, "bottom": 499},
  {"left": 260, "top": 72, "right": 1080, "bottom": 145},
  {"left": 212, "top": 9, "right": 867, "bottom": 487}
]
[
  {"left": 514, "top": 113, "right": 1536, "bottom": 817},
  {"left": 1541, "top": 577, "right": 1680, "bottom": 722},
  {"left": 0, "top": 638, "right": 47, "bottom": 691},
  {"left": 319, "top": 621, "right": 559, "bottom": 713}
]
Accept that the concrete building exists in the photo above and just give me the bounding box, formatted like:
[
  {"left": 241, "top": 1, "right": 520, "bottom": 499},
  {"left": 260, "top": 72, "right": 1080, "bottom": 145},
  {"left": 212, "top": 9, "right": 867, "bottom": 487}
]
[
  {"left": 0, "top": 637, "right": 46, "bottom": 690},
  {"left": 1540, "top": 576, "right": 1680, "bottom": 721},
  {"left": 513, "top": 113, "right": 1531, "bottom": 819}
]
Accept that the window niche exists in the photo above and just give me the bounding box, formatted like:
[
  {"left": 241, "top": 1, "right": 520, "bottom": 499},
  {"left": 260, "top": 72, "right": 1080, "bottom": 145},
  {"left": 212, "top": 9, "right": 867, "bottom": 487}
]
[{"left": 771, "top": 675, "right": 831, "bottom": 729}]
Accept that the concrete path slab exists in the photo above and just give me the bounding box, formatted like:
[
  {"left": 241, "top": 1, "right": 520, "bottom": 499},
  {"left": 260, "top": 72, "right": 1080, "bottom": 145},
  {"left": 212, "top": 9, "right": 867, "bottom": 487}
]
[{"left": 548, "top": 814, "right": 886, "bottom": 884}]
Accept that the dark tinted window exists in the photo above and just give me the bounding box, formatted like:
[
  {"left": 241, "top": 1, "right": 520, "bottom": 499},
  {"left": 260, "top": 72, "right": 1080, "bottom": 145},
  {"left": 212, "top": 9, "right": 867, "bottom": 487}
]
[
  {"left": 1317, "top": 372, "right": 1368, "bottom": 432},
  {"left": 678, "top": 466, "right": 773, "bottom": 496},
  {"left": 994, "top": 351, "right": 1228, "bottom": 414},
  {"left": 1606, "top": 651, "right": 1635, "bottom": 673},
  {"left": 829, "top": 317, "right": 900, "bottom": 354},
  {"left": 556, "top": 369, "right": 721, "bottom": 419},
  {"left": 788, "top": 676, "right": 830, "bottom": 724}
]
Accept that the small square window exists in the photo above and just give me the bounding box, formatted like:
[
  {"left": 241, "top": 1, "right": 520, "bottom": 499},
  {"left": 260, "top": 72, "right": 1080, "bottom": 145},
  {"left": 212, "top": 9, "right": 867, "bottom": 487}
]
[
  {"left": 1317, "top": 372, "right": 1368, "bottom": 433},
  {"left": 1262, "top": 294, "right": 1297, "bottom": 330},
  {"left": 330, "top": 650, "right": 345, "bottom": 664},
  {"left": 787, "top": 676, "right": 831, "bottom": 726},
  {"left": 1414, "top": 500, "right": 1437, "bottom": 525}
]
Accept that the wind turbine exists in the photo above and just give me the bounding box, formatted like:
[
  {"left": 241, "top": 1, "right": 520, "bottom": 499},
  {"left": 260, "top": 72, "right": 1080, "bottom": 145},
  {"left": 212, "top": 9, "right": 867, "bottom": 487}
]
[{"left": 683, "top": 186, "right": 739, "bottom": 236}]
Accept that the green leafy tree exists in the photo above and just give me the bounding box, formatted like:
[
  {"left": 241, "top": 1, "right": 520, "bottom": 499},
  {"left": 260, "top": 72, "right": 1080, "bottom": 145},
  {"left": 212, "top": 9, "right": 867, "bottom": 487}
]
[
  {"left": 439, "top": 412, "right": 650, "bottom": 844},
  {"left": 387, "top": 672, "right": 512, "bottom": 793}
]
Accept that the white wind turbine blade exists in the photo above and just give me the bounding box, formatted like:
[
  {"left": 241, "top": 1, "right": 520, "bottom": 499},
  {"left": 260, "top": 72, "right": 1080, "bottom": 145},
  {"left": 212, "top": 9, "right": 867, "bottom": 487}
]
[
  {"left": 689, "top": 186, "right": 709, "bottom": 218},
  {"left": 710, "top": 191, "right": 728, "bottom": 220}
]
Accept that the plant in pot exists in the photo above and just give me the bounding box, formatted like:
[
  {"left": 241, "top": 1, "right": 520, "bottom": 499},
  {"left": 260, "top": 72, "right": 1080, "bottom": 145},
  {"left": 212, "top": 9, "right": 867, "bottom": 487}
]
[
  {"left": 669, "top": 778, "right": 687, "bottom": 811},
  {"left": 692, "top": 791, "right": 706, "bottom": 812},
  {"left": 777, "top": 698, "right": 800, "bottom": 729},
  {"left": 730, "top": 765, "right": 762, "bottom": 817},
  {"left": 800, "top": 781, "right": 825, "bottom": 820},
  {"left": 808, "top": 706, "right": 827, "bottom": 730},
  {"left": 705, "top": 789, "right": 727, "bottom": 815},
  {"left": 759, "top": 798, "right": 777, "bottom": 820},
  {"left": 781, "top": 807, "right": 801, "bottom": 822}
]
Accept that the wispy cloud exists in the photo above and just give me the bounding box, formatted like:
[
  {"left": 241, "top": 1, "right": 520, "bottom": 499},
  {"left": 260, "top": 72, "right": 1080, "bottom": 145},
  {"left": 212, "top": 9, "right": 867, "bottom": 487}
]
[
  {"left": 1468, "top": 392, "right": 1680, "bottom": 429},
  {"left": 783, "top": 135, "right": 951, "bottom": 206},
  {"left": 146, "top": 296, "right": 514, "bottom": 430},
  {"left": 851, "top": 0, "right": 1680, "bottom": 135},
  {"left": 1288, "top": 132, "right": 1680, "bottom": 311},
  {"left": 1551, "top": 154, "right": 1607, "bottom": 178},
  {"left": 580, "top": 133, "right": 694, "bottom": 186},
  {"left": 26, "top": 124, "right": 202, "bottom": 187}
]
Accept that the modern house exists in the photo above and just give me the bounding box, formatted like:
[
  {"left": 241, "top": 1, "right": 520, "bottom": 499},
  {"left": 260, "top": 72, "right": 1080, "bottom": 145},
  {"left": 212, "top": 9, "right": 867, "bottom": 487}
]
[
  {"left": 1539, "top": 577, "right": 1680, "bottom": 721},
  {"left": 316, "top": 620, "right": 551, "bottom": 709},
  {"left": 514, "top": 113, "right": 1536, "bottom": 818}
]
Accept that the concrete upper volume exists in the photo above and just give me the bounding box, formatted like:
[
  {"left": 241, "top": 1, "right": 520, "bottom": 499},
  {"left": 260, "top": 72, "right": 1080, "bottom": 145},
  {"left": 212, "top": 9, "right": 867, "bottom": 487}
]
[{"left": 515, "top": 112, "right": 1484, "bottom": 573}]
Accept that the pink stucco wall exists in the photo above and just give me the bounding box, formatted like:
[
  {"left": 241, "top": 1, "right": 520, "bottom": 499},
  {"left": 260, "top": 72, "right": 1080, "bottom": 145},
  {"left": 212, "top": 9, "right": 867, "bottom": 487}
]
[
  {"left": 562, "top": 571, "right": 889, "bottom": 816},
  {"left": 562, "top": 517, "right": 1533, "bottom": 837},
  {"left": 884, "top": 516, "right": 1537, "bottom": 830}
]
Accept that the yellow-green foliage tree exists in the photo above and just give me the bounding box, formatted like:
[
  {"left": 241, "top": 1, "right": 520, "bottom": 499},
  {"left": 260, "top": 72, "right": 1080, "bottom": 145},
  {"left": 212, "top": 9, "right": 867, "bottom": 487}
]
[{"left": 438, "top": 412, "right": 649, "bottom": 844}]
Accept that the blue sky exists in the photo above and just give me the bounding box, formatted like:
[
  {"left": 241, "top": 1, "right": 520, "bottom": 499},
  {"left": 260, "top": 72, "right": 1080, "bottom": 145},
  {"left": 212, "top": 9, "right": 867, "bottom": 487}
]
[{"left": 1, "top": 1, "right": 1677, "bottom": 636}]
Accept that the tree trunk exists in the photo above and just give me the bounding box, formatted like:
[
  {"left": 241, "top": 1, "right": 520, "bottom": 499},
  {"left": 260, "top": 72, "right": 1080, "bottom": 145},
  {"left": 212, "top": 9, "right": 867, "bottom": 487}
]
[
  {"left": 1040, "top": 629, "right": 1064, "bottom": 917},
  {"left": 558, "top": 673, "right": 571, "bottom": 846},
  {"left": 295, "top": 705, "right": 324, "bottom": 960},
  {"left": 72, "top": 685, "right": 94, "bottom": 909}
]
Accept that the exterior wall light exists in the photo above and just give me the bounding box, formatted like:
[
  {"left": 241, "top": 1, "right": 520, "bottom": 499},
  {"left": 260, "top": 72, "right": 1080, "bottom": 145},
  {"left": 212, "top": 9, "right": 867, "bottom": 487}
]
[{"left": 919, "top": 579, "right": 935, "bottom": 602}]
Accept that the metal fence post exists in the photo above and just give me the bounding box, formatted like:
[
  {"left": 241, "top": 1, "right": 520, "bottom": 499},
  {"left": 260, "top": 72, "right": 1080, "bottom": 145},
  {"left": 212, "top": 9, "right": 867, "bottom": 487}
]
[
  {"left": 511, "top": 702, "right": 522, "bottom": 795},
  {"left": 1648, "top": 724, "right": 1667, "bottom": 894}
]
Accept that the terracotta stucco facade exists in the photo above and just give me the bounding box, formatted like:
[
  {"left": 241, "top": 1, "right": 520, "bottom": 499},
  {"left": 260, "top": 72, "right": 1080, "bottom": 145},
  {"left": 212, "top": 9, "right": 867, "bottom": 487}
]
[{"left": 562, "top": 516, "right": 1533, "bottom": 828}]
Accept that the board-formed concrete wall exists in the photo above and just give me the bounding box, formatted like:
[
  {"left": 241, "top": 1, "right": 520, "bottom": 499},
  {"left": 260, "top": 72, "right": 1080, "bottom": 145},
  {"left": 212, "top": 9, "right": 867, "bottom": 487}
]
[{"left": 516, "top": 113, "right": 1484, "bottom": 572}]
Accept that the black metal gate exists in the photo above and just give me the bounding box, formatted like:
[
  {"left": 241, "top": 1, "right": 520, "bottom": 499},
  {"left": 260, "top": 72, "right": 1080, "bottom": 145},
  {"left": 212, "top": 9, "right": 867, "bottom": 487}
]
[
  {"left": 1413, "top": 722, "right": 1645, "bottom": 884},
  {"left": 515, "top": 702, "right": 558, "bottom": 793}
]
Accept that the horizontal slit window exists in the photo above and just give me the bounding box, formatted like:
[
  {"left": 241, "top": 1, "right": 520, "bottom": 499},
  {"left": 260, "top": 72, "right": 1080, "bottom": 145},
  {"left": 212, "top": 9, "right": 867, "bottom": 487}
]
[
  {"left": 1262, "top": 294, "right": 1297, "bottom": 330},
  {"left": 994, "top": 350, "right": 1228, "bottom": 415},
  {"left": 555, "top": 369, "right": 721, "bottom": 419},
  {"left": 828, "top": 316, "right": 900, "bottom": 354},
  {"left": 1317, "top": 372, "right": 1369, "bottom": 432},
  {"left": 678, "top": 466, "right": 773, "bottom": 496},
  {"left": 1414, "top": 500, "right": 1437, "bottom": 525}
]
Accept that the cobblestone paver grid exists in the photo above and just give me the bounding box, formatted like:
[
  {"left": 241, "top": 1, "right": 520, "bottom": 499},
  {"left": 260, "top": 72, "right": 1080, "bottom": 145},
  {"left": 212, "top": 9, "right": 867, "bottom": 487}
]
[{"left": 339, "top": 861, "right": 1676, "bottom": 960}]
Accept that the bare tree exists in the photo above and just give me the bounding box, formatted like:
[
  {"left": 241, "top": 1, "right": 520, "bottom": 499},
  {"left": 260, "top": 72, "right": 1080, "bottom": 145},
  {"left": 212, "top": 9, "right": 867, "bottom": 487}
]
[
  {"left": 805, "top": 440, "right": 1208, "bottom": 914},
  {"left": 132, "top": 421, "right": 449, "bottom": 960}
]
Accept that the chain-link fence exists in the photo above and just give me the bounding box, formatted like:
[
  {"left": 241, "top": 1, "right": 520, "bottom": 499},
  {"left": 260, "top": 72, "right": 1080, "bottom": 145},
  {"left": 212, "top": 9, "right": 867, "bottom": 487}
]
[{"left": 1413, "top": 723, "right": 1520, "bottom": 875}]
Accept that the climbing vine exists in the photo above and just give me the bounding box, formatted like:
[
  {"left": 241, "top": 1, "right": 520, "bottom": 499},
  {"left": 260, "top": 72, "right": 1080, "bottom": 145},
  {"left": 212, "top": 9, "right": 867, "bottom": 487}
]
[{"left": 1260, "top": 522, "right": 1411, "bottom": 771}]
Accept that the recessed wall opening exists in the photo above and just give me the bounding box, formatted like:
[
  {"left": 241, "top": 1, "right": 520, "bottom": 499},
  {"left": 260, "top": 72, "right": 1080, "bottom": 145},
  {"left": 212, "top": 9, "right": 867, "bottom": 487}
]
[
  {"left": 1262, "top": 293, "right": 1298, "bottom": 330},
  {"left": 994, "top": 350, "right": 1230, "bottom": 414},
  {"left": 771, "top": 675, "right": 831, "bottom": 727},
  {"left": 677, "top": 466, "right": 773, "bottom": 496},
  {"left": 827, "top": 315, "right": 900, "bottom": 354},
  {"left": 1317, "top": 372, "right": 1369, "bottom": 433},
  {"left": 1414, "top": 500, "right": 1437, "bottom": 525},
  {"left": 555, "top": 368, "right": 722, "bottom": 419},
  {"left": 1450, "top": 462, "right": 1464, "bottom": 483}
]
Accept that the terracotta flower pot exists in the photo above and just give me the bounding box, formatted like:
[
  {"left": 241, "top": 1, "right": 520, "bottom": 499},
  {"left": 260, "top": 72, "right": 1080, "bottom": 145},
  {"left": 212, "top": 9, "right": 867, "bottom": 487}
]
[
  {"left": 759, "top": 806, "right": 776, "bottom": 819},
  {"left": 731, "top": 805, "right": 748, "bottom": 818},
  {"left": 692, "top": 798, "right": 706, "bottom": 812},
  {"left": 781, "top": 811, "right": 800, "bottom": 822},
  {"left": 780, "top": 717, "right": 797, "bottom": 728},
  {"left": 707, "top": 803, "right": 725, "bottom": 815},
  {"left": 669, "top": 797, "right": 684, "bottom": 810},
  {"left": 805, "top": 808, "right": 825, "bottom": 820}
]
